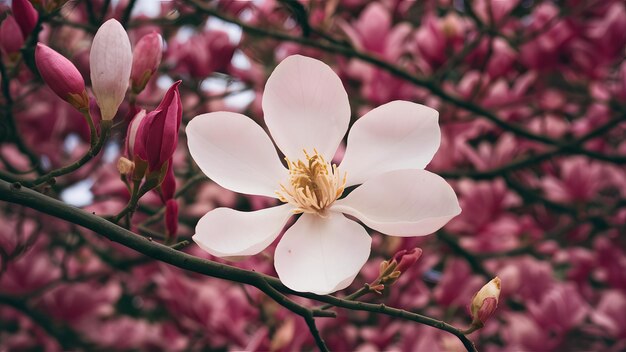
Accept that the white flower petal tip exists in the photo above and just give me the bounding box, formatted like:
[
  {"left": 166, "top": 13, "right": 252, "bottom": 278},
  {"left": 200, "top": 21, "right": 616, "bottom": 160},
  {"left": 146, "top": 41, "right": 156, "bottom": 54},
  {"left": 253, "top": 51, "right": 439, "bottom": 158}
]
[
  {"left": 274, "top": 213, "right": 372, "bottom": 295},
  {"left": 262, "top": 55, "right": 350, "bottom": 161},
  {"left": 186, "top": 112, "right": 288, "bottom": 198},
  {"left": 193, "top": 205, "right": 293, "bottom": 258},
  {"left": 340, "top": 100, "right": 441, "bottom": 186},
  {"left": 334, "top": 169, "right": 461, "bottom": 237},
  {"left": 90, "top": 19, "right": 132, "bottom": 121}
]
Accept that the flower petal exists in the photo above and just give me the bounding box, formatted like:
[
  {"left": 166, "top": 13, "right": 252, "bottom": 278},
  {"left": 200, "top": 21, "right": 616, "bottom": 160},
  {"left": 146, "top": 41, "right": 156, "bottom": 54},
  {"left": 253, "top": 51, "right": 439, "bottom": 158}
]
[
  {"left": 333, "top": 169, "right": 461, "bottom": 236},
  {"left": 186, "top": 112, "right": 287, "bottom": 198},
  {"left": 339, "top": 101, "right": 440, "bottom": 186},
  {"left": 193, "top": 204, "right": 293, "bottom": 257},
  {"left": 262, "top": 55, "right": 350, "bottom": 161},
  {"left": 274, "top": 213, "right": 371, "bottom": 294}
]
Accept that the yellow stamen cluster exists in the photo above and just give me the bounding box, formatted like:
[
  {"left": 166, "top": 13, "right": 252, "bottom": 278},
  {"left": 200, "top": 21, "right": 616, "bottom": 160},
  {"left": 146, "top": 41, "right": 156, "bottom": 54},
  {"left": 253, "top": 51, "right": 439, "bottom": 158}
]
[{"left": 277, "top": 149, "right": 347, "bottom": 216}]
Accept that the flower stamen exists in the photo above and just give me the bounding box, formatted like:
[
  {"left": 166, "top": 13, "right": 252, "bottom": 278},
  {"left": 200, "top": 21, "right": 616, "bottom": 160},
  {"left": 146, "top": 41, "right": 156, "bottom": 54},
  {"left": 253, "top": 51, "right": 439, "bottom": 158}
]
[{"left": 276, "top": 149, "right": 346, "bottom": 216}]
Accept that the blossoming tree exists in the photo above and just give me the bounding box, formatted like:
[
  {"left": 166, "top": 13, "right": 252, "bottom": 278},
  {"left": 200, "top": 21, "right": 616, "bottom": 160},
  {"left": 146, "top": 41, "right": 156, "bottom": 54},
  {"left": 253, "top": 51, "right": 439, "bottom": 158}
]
[{"left": 0, "top": 0, "right": 625, "bottom": 351}]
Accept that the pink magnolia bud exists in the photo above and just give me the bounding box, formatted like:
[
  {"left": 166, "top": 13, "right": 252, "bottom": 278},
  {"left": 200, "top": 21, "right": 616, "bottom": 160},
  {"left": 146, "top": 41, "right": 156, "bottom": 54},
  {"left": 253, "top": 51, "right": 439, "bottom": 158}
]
[
  {"left": 135, "top": 81, "right": 182, "bottom": 172},
  {"left": 470, "top": 277, "right": 501, "bottom": 327},
  {"left": 35, "top": 43, "right": 89, "bottom": 110},
  {"left": 392, "top": 247, "right": 423, "bottom": 273},
  {"left": 130, "top": 32, "right": 163, "bottom": 94},
  {"left": 0, "top": 16, "right": 25, "bottom": 56},
  {"left": 11, "top": 0, "right": 39, "bottom": 37},
  {"left": 165, "top": 199, "right": 178, "bottom": 239},
  {"left": 90, "top": 19, "right": 132, "bottom": 121}
]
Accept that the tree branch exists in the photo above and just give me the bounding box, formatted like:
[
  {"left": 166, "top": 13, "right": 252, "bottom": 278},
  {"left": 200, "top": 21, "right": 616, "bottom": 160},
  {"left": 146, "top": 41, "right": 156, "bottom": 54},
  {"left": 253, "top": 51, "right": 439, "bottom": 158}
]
[{"left": 0, "top": 179, "right": 476, "bottom": 352}]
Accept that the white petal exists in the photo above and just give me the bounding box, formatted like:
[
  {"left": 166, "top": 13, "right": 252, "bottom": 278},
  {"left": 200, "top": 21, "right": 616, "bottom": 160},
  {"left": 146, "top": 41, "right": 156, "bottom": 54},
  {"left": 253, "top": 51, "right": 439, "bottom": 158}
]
[
  {"left": 90, "top": 19, "right": 132, "bottom": 121},
  {"left": 262, "top": 55, "right": 350, "bottom": 161},
  {"left": 333, "top": 169, "right": 461, "bottom": 237},
  {"left": 274, "top": 213, "right": 371, "bottom": 295},
  {"left": 339, "top": 101, "right": 440, "bottom": 186},
  {"left": 187, "top": 112, "right": 287, "bottom": 198},
  {"left": 193, "top": 204, "right": 293, "bottom": 257}
]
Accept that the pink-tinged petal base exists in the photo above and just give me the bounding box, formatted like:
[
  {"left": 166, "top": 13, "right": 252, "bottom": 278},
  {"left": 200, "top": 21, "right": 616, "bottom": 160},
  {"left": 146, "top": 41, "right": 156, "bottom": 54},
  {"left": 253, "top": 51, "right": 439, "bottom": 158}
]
[
  {"left": 333, "top": 169, "right": 461, "bottom": 236},
  {"left": 262, "top": 55, "right": 350, "bottom": 161},
  {"left": 340, "top": 101, "right": 440, "bottom": 186},
  {"left": 193, "top": 204, "right": 293, "bottom": 258},
  {"left": 186, "top": 112, "right": 287, "bottom": 198},
  {"left": 274, "top": 213, "right": 371, "bottom": 295}
]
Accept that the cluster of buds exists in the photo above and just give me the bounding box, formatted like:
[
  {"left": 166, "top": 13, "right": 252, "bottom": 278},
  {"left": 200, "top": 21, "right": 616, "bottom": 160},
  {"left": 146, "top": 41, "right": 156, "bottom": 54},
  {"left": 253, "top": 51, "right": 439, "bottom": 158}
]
[
  {"left": 34, "top": 18, "right": 135, "bottom": 148},
  {"left": 34, "top": 16, "right": 175, "bottom": 238},
  {"left": 372, "top": 248, "right": 423, "bottom": 293},
  {"left": 120, "top": 81, "right": 182, "bottom": 241},
  {"left": 465, "top": 277, "right": 501, "bottom": 333}
]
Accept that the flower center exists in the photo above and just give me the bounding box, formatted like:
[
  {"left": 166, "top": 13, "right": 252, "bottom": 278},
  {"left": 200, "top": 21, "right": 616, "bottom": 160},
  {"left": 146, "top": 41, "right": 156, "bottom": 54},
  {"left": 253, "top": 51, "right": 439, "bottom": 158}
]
[{"left": 276, "top": 149, "right": 346, "bottom": 216}]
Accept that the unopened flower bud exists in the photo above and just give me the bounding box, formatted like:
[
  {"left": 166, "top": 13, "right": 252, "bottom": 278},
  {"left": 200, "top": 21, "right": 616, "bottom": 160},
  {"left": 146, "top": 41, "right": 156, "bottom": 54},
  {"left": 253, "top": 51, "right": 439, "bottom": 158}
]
[
  {"left": 35, "top": 43, "right": 89, "bottom": 111},
  {"left": 90, "top": 19, "right": 132, "bottom": 121},
  {"left": 12, "top": 0, "right": 39, "bottom": 37},
  {"left": 135, "top": 81, "right": 182, "bottom": 172},
  {"left": 130, "top": 32, "right": 163, "bottom": 94},
  {"left": 117, "top": 157, "right": 134, "bottom": 175},
  {"left": 0, "top": 16, "right": 25, "bottom": 57},
  {"left": 392, "top": 247, "right": 423, "bottom": 273},
  {"left": 470, "top": 277, "right": 501, "bottom": 328}
]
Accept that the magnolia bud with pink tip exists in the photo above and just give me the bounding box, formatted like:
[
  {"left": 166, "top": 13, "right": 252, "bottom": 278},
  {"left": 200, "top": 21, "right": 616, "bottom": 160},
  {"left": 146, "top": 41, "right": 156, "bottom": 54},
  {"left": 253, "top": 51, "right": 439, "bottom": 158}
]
[
  {"left": 135, "top": 81, "right": 182, "bottom": 172},
  {"left": 130, "top": 32, "right": 163, "bottom": 94},
  {"left": 0, "top": 16, "right": 25, "bottom": 56},
  {"left": 35, "top": 43, "right": 89, "bottom": 110},
  {"left": 470, "top": 277, "right": 501, "bottom": 328},
  {"left": 12, "top": 0, "right": 39, "bottom": 37},
  {"left": 90, "top": 19, "right": 132, "bottom": 121},
  {"left": 392, "top": 247, "right": 423, "bottom": 273}
]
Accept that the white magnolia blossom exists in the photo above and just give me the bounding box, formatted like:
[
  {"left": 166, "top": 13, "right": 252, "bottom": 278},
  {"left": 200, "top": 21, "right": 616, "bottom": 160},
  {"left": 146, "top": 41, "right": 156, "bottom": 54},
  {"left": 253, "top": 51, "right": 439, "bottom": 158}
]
[{"left": 187, "top": 55, "right": 461, "bottom": 295}]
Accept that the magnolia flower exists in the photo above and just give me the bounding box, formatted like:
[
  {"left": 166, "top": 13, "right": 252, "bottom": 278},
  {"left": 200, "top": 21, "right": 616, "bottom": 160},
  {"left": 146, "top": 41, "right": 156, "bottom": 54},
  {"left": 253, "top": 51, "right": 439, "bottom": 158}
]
[{"left": 187, "top": 55, "right": 461, "bottom": 294}]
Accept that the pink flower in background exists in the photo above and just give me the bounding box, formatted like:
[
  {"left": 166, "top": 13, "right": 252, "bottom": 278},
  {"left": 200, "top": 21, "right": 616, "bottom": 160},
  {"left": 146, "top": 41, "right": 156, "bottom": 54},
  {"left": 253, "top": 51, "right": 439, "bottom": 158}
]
[
  {"left": 591, "top": 290, "right": 626, "bottom": 339},
  {"left": 187, "top": 55, "right": 461, "bottom": 294},
  {"left": 527, "top": 283, "right": 589, "bottom": 335}
]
